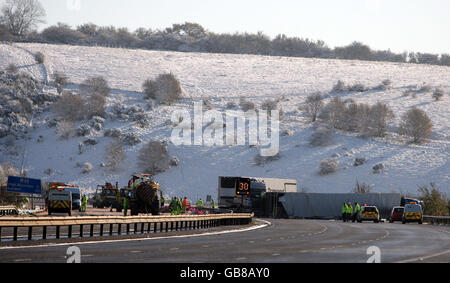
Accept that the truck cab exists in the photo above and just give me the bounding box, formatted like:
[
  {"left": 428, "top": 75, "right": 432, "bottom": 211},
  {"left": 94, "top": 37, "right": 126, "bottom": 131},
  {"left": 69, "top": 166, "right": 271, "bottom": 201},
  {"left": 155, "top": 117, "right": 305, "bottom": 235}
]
[
  {"left": 93, "top": 183, "right": 120, "bottom": 210},
  {"left": 63, "top": 186, "right": 81, "bottom": 211},
  {"left": 217, "top": 176, "right": 297, "bottom": 213}
]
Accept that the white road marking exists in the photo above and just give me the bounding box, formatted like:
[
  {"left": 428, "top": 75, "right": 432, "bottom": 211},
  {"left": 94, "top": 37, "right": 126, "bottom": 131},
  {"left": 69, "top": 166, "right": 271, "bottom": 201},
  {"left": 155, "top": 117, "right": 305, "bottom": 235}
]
[
  {"left": 396, "top": 249, "right": 450, "bottom": 263},
  {"left": 13, "top": 258, "right": 32, "bottom": 262}
]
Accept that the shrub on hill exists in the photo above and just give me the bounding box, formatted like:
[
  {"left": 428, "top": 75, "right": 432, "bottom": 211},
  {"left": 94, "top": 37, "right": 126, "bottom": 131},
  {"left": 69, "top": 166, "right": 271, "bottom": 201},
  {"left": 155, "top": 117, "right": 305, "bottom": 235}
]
[
  {"left": 319, "top": 158, "right": 338, "bottom": 175},
  {"left": 398, "top": 108, "right": 432, "bottom": 143},
  {"left": 143, "top": 73, "right": 182, "bottom": 105},
  {"left": 34, "top": 52, "right": 45, "bottom": 64},
  {"left": 432, "top": 88, "right": 444, "bottom": 101},
  {"left": 138, "top": 140, "right": 171, "bottom": 175},
  {"left": 239, "top": 97, "right": 255, "bottom": 112},
  {"left": 52, "top": 91, "right": 86, "bottom": 121}
]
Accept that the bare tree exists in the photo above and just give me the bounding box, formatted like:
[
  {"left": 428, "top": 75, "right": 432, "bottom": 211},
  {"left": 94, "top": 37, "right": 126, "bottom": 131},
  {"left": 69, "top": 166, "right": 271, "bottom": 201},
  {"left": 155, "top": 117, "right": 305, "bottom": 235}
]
[
  {"left": 105, "top": 140, "right": 126, "bottom": 171},
  {"left": 353, "top": 179, "right": 373, "bottom": 194},
  {"left": 56, "top": 119, "right": 73, "bottom": 140},
  {"left": 81, "top": 76, "right": 110, "bottom": 118},
  {"left": 302, "top": 92, "right": 323, "bottom": 122},
  {"left": 0, "top": 0, "right": 46, "bottom": 36}
]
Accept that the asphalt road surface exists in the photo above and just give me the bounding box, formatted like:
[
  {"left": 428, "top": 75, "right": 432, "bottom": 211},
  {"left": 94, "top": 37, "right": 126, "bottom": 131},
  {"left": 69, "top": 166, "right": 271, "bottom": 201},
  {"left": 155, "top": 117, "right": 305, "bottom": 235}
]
[{"left": 1, "top": 219, "right": 449, "bottom": 263}]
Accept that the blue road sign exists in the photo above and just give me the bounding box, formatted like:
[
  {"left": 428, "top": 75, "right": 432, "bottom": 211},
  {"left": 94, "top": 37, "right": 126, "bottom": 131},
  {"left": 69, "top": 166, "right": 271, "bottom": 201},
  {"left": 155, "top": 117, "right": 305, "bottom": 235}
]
[{"left": 7, "top": 176, "right": 42, "bottom": 195}]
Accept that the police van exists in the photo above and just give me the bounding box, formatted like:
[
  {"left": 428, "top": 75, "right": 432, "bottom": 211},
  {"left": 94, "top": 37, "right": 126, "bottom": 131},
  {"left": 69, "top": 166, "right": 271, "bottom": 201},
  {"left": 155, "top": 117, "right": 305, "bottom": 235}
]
[
  {"left": 402, "top": 203, "right": 423, "bottom": 224},
  {"left": 357, "top": 205, "right": 381, "bottom": 223}
]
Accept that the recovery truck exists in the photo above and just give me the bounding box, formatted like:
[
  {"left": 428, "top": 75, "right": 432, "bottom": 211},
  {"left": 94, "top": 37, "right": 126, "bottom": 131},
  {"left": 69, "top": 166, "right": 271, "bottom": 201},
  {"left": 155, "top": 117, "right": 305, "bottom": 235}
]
[
  {"left": 127, "top": 174, "right": 160, "bottom": 216},
  {"left": 93, "top": 182, "right": 121, "bottom": 211}
]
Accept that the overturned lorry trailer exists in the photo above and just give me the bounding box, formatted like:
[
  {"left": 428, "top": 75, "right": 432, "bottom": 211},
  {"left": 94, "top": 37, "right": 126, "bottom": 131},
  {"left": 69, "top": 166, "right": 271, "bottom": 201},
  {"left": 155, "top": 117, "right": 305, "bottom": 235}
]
[{"left": 279, "top": 193, "right": 402, "bottom": 220}]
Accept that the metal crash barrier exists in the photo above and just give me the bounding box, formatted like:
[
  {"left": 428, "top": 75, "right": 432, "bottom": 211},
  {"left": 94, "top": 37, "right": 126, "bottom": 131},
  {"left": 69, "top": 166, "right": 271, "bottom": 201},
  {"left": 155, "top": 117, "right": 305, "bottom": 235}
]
[
  {"left": 423, "top": 215, "right": 450, "bottom": 225},
  {"left": 0, "top": 213, "right": 253, "bottom": 242},
  {"left": 0, "top": 206, "right": 18, "bottom": 216}
]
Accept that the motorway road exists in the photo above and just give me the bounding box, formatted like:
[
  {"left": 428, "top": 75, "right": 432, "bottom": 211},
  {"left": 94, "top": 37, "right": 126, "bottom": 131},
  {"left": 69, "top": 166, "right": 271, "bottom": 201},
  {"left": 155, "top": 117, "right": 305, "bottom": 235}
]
[{"left": 0, "top": 219, "right": 449, "bottom": 263}]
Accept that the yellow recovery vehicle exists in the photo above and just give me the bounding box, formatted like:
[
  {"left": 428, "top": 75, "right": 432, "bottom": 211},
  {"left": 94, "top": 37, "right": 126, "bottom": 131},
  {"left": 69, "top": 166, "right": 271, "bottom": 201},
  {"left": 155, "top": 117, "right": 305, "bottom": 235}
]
[{"left": 127, "top": 174, "right": 161, "bottom": 216}]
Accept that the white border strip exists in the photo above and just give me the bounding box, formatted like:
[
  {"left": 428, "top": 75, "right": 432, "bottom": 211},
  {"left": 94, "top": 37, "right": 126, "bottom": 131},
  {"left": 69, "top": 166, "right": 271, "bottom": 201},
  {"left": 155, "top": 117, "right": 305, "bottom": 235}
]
[
  {"left": 395, "top": 249, "right": 450, "bottom": 263},
  {"left": 0, "top": 219, "right": 272, "bottom": 250}
]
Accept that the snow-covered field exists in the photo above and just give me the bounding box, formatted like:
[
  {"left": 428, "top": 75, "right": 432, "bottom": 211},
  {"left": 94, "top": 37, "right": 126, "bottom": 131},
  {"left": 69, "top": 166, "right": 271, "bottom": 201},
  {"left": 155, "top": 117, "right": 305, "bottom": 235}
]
[{"left": 1, "top": 42, "right": 449, "bottom": 199}]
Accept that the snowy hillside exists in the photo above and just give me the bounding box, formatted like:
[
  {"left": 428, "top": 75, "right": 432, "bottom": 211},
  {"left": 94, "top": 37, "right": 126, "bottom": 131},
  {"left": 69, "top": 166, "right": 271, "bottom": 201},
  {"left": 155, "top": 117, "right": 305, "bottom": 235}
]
[{"left": 1, "top": 42, "right": 449, "bottom": 199}]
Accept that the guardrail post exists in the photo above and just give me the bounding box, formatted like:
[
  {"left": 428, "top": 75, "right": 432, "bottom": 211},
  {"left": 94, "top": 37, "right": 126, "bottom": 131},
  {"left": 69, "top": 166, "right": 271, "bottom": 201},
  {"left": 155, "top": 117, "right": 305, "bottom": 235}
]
[
  {"left": 90, "top": 224, "right": 94, "bottom": 237},
  {"left": 153, "top": 223, "right": 157, "bottom": 233},
  {"left": 189, "top": 221, "right": 192, "bottom": 230},
  {"left": 13, "top": 227, "right": 18, "bottom": 241},
  {"left": 56, "top": 226, "right": 60, "bottom": 239},
  {"left": 175, "top": 221, "right": 179, "bottom": 231},
  {"left": 43, "top": 226, "right": 47, "bottom": 239},
  {"left": 80, "top": 225, "right": 84, "bottom": 237},
  {"left": 0, "top": 227, "right": 2, "bottom": 242},
  {"left": 134, "top": 223, "right": 138, "bottom": 234},
  {"left": 100, "top": 224, "right": 104, "bottom": 237},
  {"left": 28, "top": 227, "right": 32, "bottom": 241},
  {"left": 109, "top": 224, "right": 113, "bottom": 236},
  {"left": 118, "top": 224, "right": 122, "bottom": 235},
  {"left": 165, "top": 222, "right": 169, "bottom": 232},
  {"left": 68, "top": 225, "right": 72, "bottom": 238},
  {"left": 170, "top": 222, "right": 174, "bottom": 231},
  {"left": 126, "top": 224, "right": 130, "bottom": 235},
  {"left": 141, "top": 223, "right": 145, "bottom": 234}
]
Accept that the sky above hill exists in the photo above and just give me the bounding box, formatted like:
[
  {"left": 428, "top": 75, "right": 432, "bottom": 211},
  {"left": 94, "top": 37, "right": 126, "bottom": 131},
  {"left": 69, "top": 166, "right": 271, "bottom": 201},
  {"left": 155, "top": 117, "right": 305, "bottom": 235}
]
[{"left": 5, "top": 0, "right": 450, "bottom": 54}]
